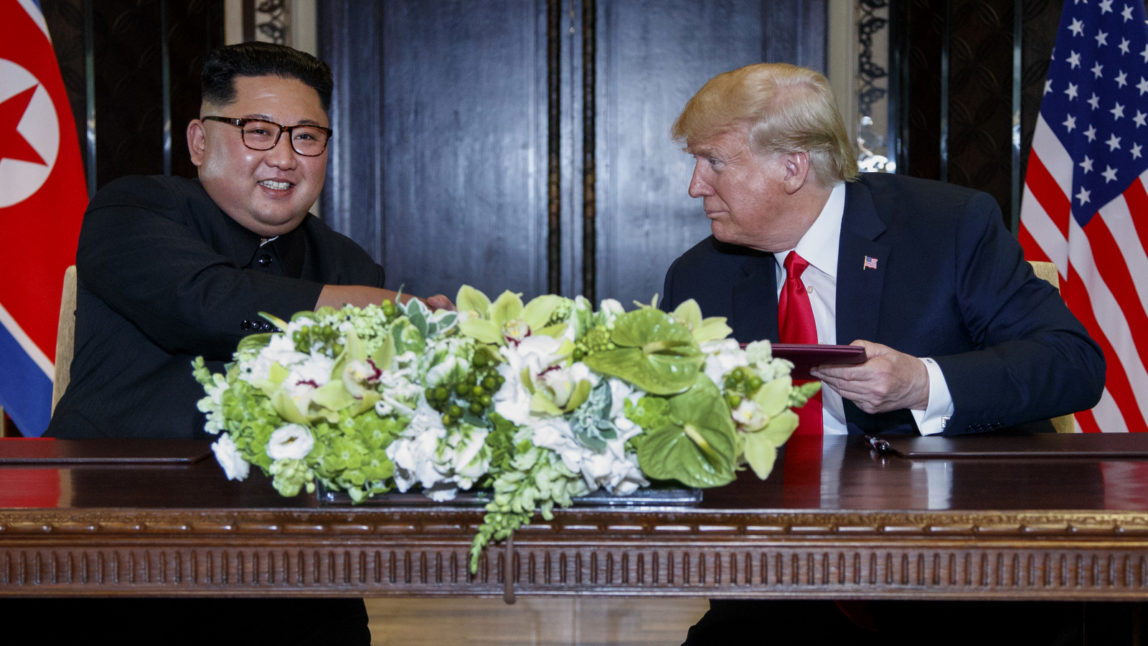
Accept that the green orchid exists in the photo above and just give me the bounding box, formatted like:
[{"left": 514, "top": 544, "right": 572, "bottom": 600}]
[
  {"left": 736, "top": 376, "right": 821, "bottom": 479},
  {"left": 669, "top": 299, "right": 733, "bottom": 344},
  {"left": 456, "top": 285, "right": 566, "bottom": 345}
]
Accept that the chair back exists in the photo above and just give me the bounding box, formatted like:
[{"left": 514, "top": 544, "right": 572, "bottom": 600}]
[
  {"left": 52, "top": 265, "right": 77, "bottom": 412},
  {"left": 1028, "top": 260, "right": 1076, "bottom": 433}
]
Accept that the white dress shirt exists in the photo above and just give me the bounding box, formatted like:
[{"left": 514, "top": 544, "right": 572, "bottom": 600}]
[{"left": 773, "top": 182, "right": 954, "bottom": 436}]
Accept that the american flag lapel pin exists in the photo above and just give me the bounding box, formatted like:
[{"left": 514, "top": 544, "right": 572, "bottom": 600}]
[{"left": 863, "top": 255, "right": 878, "bottom": 270}]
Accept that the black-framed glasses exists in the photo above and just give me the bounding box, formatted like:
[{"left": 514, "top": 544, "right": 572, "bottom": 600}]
[{"left": 202, "top": 116, "right": 333, "bottom": 156}]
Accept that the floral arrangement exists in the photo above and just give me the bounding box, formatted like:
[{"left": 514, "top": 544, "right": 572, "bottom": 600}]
[{"left": 194, "top": 287, "right": 818, "bottom": 572}]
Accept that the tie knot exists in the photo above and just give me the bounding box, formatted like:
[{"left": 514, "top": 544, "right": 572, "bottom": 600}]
[{"left": 784, "top": 251, "right": 809, "bottom": 280}]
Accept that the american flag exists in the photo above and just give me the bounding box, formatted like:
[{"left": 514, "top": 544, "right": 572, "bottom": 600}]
[{"left": 1019, "top": 0, "right": 1148, "bottom": 433}]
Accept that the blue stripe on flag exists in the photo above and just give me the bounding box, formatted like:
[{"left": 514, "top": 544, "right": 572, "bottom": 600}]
[{"left": 0, "top": 322, "right": 53, "bottom": 436}]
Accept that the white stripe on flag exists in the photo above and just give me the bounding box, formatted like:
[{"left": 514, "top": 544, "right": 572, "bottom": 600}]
[{"left": 0, "top": 302, "right": 53, "bottom": 378}]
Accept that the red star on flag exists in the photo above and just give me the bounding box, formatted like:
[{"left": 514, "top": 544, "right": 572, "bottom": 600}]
[{"left": 0, "top": 85, "right": 47, "bottom": 166}]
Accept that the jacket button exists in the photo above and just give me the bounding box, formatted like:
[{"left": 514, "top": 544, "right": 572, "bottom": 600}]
[{"left": 257, "top": 254, "right": 272, "bottom": 267}]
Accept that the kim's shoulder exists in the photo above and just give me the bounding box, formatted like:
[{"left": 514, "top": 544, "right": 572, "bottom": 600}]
[{"left": 88, "top": 175, "right": 209, "bottom": 212}]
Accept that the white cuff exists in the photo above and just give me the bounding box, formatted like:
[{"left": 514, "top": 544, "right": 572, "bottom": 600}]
[{"left": 910, "top": 357, "right": 954, "bottom": 436}]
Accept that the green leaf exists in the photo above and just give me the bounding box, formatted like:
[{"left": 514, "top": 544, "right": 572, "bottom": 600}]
[
  {"left": 237, "top": 333, "right": 274, "bottom": 354},
  {"left": 583, "top": 309, "right": 702, "bottom": 394},
  {"left": 636, "top": 376, "right": 736, "bottom": 488}
]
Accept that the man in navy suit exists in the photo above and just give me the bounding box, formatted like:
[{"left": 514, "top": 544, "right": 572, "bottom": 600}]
[{"left": 663, "top": 62, "right": 1104, "bottom": 437}]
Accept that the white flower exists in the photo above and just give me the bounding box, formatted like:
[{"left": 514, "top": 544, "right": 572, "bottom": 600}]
[
  {"left": 606, "top": 377, "right": 641, "bottom": 420},
  {"left": 701, "top": 338, "right": 748, "bottom": 386},
  {"left": 494, "top": 334, "right": 565, "bottom": 425},
  {"left": 598, "top": 299, "right": 625, "bottom": 318},
  {"left": 537, "top": 360, "right": 595, "bottom": 409},
  {"left": 450, "top": 425, "right": 491, "bottom": 488},
  {"left": 731, "top": 399, "right": 767, "bottom": 431},
  {"left": 530, "top": 417, "right": 581, "bottom": 472},
  {"left": 212, "top": 434, "right": 249, "bottom": 481},
  {"left": 267, "top": 424, "right": 314, "bottom": 460}
]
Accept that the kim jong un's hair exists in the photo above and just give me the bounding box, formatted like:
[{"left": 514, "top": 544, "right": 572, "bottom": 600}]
[
  {"left": 672, "top": 63, "right": 859, "bottom": 186},
  {"left": 200, "top": 42, "right": 333, "bottom": 112}
]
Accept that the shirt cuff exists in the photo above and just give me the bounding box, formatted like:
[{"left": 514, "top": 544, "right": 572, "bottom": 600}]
[{"left": 910, "top": 357, "right": 954, "bottom": 436}]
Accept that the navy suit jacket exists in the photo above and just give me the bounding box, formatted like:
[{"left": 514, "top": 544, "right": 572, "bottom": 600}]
[{"left": 663, "top": 173, "right": 1105, "bottom": 436}]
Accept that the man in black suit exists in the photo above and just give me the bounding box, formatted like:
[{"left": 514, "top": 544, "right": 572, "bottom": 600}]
[
  {"left": 663, "top": 62, "right": 1103, "bottom": 438},
  {"left": 663, "top": 63, "right": 1107, "bottom": 644},
  {"left": 36, "top": 41, "right": 458, "bottom": 646},
  {"left": 49, "top": 42, "right": 449, "bottom": 441}
]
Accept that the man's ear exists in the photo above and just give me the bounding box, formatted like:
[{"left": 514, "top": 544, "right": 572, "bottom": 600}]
[
  {"left": 780, "top": 152, "right": 811, "bottom": 194},
  {"left": 187, "top": 119, "right": 206, "bottom": 166}
]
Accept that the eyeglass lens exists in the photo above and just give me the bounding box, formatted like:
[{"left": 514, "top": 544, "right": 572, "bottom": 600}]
[{"left": 241, "top": 120, "right": 329, "bottom": 156}]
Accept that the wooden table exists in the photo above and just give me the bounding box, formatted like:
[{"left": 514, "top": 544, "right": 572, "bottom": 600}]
[{"left": 3, "top": 434, "right": 1148, "bottom": 601}]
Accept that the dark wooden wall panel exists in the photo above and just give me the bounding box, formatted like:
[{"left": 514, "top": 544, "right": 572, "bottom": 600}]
[
  {"left": 946, "top": 1, "right": 1014, "bottom": 201},
  {"left": 46, "top": 0, "right": 222, "bottom": 191},
  {"left": 320, "top": 0, "right": 827, "bottom": 304},
  {"left": 321, "top": 1, "right": 548, "bottom": 300},
  {"left": 595, "top": 0, "right": 826, "bottom": 305}
]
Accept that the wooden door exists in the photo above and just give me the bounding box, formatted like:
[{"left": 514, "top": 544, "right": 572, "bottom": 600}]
[{"left": 318, "top": 0, "right": 827, "bottom": 306}]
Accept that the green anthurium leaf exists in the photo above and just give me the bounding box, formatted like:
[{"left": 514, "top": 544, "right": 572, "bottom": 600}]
[
  {"left": 490, "top": 291, "right": 525, "bottom": 326},
  {"left": 742, "top": 432, "right": 779, "bottom": 479},
  {"left": 521, "top": 294, "right": 564, "bottom": 331},
  {"left": 636, "top": 376, "right": 736, "bottom": 488},
  {"left": 237, "top": 332, "right": 274, "bottom": 354},
  {"left": 582, "top": 308, "right": 702, "bottom": 394},
  {"left": 458, "top": 317, "right": 503, "bottom": 344}
]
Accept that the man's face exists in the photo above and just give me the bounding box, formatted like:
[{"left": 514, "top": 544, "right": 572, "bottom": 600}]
[
  {"left": 187, "top": 75, "right": 328, "bottom": 237},
  {"left": 686, "top": 126, "right": 799, "bottom": 252}
]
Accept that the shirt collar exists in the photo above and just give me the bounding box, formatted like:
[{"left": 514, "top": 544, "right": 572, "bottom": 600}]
[{"left": 773, "top": 181, "right": 846, "bottom": 279}]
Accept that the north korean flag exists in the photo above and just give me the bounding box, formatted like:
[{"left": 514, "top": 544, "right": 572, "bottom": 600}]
[{"left": 0, "top": 0, "right": 87, "bottom": 435}]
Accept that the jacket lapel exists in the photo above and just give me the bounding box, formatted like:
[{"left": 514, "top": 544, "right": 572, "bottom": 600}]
[
  {"left": 731, "top": 253, "right": 779, "bottom": 343},
  {"left": 836, "top": 179, "right": 889, "bottom": 346}
]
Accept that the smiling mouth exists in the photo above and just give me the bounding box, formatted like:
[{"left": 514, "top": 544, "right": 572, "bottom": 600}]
[{"left": 258, "top": 179, "right": 293, "bottom": 191}]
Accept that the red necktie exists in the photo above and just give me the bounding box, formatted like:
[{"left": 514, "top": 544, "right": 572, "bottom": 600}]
[
  {"left": 778, "top": 251, "right": 822, "bottom": 435},
  {"left": 779, "top": 251, "right": 823, "bottom": 509}
]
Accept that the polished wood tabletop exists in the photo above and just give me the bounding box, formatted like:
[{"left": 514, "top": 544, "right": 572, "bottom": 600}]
[{"left": 3, "top": 434, "right": 1148, "bottom": 600}]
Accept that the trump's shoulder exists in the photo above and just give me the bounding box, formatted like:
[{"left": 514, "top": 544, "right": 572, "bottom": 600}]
[
  {"left": 668, "top": 235, "right": 771, "bottom": 273},
  {"left": 852, "top": 173, "right": 1002, "bottom": 224}
]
